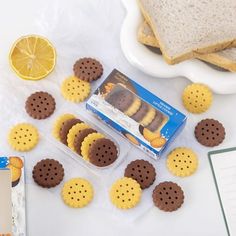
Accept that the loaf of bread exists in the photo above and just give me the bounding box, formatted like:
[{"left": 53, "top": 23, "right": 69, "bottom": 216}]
[
  {"left": 138, "top": 21, "right": 236, "bottom": 72},
  {"left": 137, "top": 0, "right": 236, "bottom": 64}
]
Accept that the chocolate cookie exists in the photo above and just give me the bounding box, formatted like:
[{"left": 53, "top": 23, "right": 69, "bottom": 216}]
[
  {"left": 124, "top": 159, "right": 156, "bottom": 189},
  {"left": 131, "top": 101, "right": 149, "bottom": 122},
  {"left": 74, "top": 128, "right": 97, "bottom": 155},
  {"left": 105, "top": 87, "right": 134, "bottom": 112},
  {"left": 146, "top": 111, "right": 164, "bottom": 132},
  {"left": 152, "top": 181, "right": 184, "bottom": 212},
  {"left": 25, "top": 91, "right": 55, "bottom": 119},
  {"left": 32, "top": 159, "right": 64, "bottom": 188},
  {"left": 73, "top": 58, "right": 103, "bottom": 82},
  {"left": 194, "top": 119, "right": 225, "bottom": 147},
  {"left": 88, "top": 138, "right": 118, "bottom": 167},
  {"left": 59, "top": 118, "right": 82, "bottom": 145}
]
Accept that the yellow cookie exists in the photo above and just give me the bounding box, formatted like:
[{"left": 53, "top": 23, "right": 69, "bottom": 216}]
[
  {"left": 140, "top": 107, "right": 156, "bottom": 126},
  {"left": 182, "top": 83, "right": 213, "bottom": 114},
  {"left": 52, "top": 114, "right": 75, "bottom": 140},
  {"left": 124, "top": 98, "right": 141, "bottom": 117},
  {"left": 61, "top": 76, "right": 91, "bottom": 102},
  {"left": 9, "top": 156, "right": 23, "bottom": 169},
  {"left": 110, "top": 177, "right": 142, "bottom": 209},
  {"left": 124, "top": 133, "right": 140, "bottom": 146},
  {"left": 150, "top": 137, "right": 166, "bottom": 148},
  {"left": 143, "top": 128, "right": 160, "bottom": 142},
  {"left": 6, "top": 164, "right": 22, "bottom": 182},
  {"left": 67, "top": 123, "right": 90, "bottom": 151},
  {"left": 81, "top": 133, "right": 104, "bottom": 161},
  {"left": 61, "top": 178, "right": 93, "bottom": 208},
  {"left": 167, "top": 147, "right": 198, "bottom": 177},
  {"left": 8, "top": 123, "right": 39, "bottom": 151}
]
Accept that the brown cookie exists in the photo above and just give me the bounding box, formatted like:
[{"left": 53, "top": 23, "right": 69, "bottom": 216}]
[
  {"left": 152, "top": 181, "right": 184, "bottom": 212},
  {"left": 25, "top": 91, "right": 56, "bottom": 119},
  {"left": 146, "top": 111, "right": 164, "bottom": 132},
  {"left": 88, "top": 138, "right": 118, "bottom": 167},
  {"left": 124, "top": 159, "right": 156, "bottom": 189},
  {"left": 105, "top": 87, "right": 134, "bottom": 112},
  {"left": 194, "top": 119, "right": 225, "bottom": 147},
  {"left": 74, "top": 128, "right": 97, "bottom": 155},
  {"left": 59, "top": 118, "right": 82, "bottom": 145},
  {"left": 32, "top": 159, "right": 64, "bottom": 188},
  {"left": 131, "top": 102, "right": 149, "bottom": 122},
  {"left": 73, "top": 58, "right": 103, "bottom": 82}
]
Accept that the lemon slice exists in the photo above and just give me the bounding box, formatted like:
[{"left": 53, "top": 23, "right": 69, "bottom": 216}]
[{"left": 9, "top": 35, "right": 56, "bottom": 80}]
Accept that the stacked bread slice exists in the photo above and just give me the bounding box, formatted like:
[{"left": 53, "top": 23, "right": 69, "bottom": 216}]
[{"left": 137, "top": 0, "right": 236, "bottom": 72}]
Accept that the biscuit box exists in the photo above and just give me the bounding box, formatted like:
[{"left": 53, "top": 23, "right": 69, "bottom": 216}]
[{"left": 86, "top": 69, "right": 187, "bottom": 159}]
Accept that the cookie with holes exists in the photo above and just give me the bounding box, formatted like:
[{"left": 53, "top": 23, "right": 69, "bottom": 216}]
[
  {"left": 73, "top": 58, "right": 103, "bottom": 82},
  {"left": 124, "top": 160, "right": 156, "bottom": 189},
  {"left": 152, "top": 181, "right": 184, "bottom": 212},
  {"left": 194, "top": 119, "right": 225, "bottom": 147},
  {"left": 25, "top": 91, "right": 56, "bottom": 119},
  {"left": 88, "top": 138, "right": 118, "bottom": 167},
  {"left": 32, "top": 159, "right": 64, "bottom": 188}
]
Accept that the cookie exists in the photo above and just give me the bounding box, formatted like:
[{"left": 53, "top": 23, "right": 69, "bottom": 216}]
[
  {"left": 124, "top": 160, "right": 156, "bottom": 189},
  {"left": 141, "top": 127, "right": 160, "bottom": 142},
  {"left": 105, "top": 87, "right": 134, "bottom": 112},
  {"left": 152, "top": 181, "right": 184, "bottom": 212},
  {"left": 67, "top": 123, "right": 90, "bottom": 151},
  {"left": 59, "top": 118, "right": 82, "bottom": 145},
  {"left": 81, "top": 133, "right": 104, "bottom": 161},
  {"left": 124, "top": 97, "right": 141, "bottom": 117},
  {"left": 194, "top": 119, "right": 225, "bottom": 147},
  {"left": 146, "top": 112, "right": 165, "bottom": 132},
  {"left": 150, "top": 137, "right": 166, "bottom": 148},
  {"left": 73, "top": 58, "right": 103, "bottom": 82},
  {"left": 52, "top": 114, "right": 75, "bottom": 140},
  {"left": 88, "top": 138, "right": 118, "bottom": 167},
  {"left": 167, "top": 147, "right": 198, "bottom": 177},
  {"left": 74, "top": 128, "right": 97, "bottom": 155},
  {"left": 25, "top": 91, "right": 56, "bottom": 119},
  {"left": 182, "top": 83, "right": 213, "bottom": 114},
  {"left": 140, "top": 106, "right": 156, "bottom": 126},
  {"left": 110, "top": 177, "right": 142, "bottom": 209},
  {"left": 61, "top": 76, "right": 91, "bottom": 102},
  {"left": 32, "top": 159, "right": 64, "bottom": 188},
  {"left": 124, "top": 133, "right": 140, "bottom": 146},
  {"left": 131, "top": 101, "right": 149, "bottom": 122},
  {"left": 8, "top": 123, "right": 39, "bottom": 151},
  {"left": 9, "top": 156, "right": 23, "bottom": 169},
  {"left": 6, "top": 164, "right": 21, "bottom": 182},
  {"left": 61, "top": 178, "right": 93, "bottom": 208}
]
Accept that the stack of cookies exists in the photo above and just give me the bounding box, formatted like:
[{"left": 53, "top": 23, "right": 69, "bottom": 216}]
[{"left": 52, "top": 114, "right": 118, "bottom": 167}]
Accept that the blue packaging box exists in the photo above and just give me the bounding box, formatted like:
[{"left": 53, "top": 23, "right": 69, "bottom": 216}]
[{"left": 86, "top": 69, "right": 186, "bottom": 159}]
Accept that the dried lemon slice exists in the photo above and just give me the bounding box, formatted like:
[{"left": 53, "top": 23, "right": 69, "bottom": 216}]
[{"left": 9, "top": 35, "right": 56, "bottom": 80}]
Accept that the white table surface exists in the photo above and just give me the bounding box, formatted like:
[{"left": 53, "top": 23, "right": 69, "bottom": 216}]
[{"left": 0, "top": 0, "right": 236, "bottom": 235}]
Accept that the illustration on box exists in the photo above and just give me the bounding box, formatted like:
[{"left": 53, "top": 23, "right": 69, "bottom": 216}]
[{"left": 87, "top": 69, "right": 186, "bottom": 158}]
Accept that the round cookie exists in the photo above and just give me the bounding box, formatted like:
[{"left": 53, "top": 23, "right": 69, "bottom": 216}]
[
  {"left": 152, "top": 181, "right": 184, "bottom": 212},
  {"left": 182, "top": 83, "right": 213, "bottom": 114},
  {"left": 74, "top": 128, "right": 97, "bottom": 155},
  {"left": 25, "top": 91, "right": 56, "bottom": 119},
  {"left": 61, "top": 178, "right": 93, "bottom": 208},
  {"left": 110, "top": 177, "right": 142, "bottom": 209},
  {"left": 124, "top": 159, "right": 156, "bottom": 189},
  {"left": 124, "top": 97, "right": 141, "bottom": 117},
  {"left": 32, "top": 159, "right": 64, "bottom": 188},
  {"left": 52, "top": 114, "right": 76, "bottom": 140},
  {"left": 194, "top": 119, "right": 225, "bottom": 147},
  {"left": 59, "top": 118, "right": 82, "bottom": 145},
  {"left": 167, "top": 147, "right": 198, "bottom": 177},
  {"left": 6, "top": 164, "right": 21, "bottom": 182},
  {"left": 81, "top": 133, "right": 104, "bottom": 161},
  {"left": 67, "top": 123, "right": 90, "bottom": 151},
  {"left": 8, "top": 123, "right": 39, "bottom": 151},
  {"left": 88, "top": 138, "right": 118, "bottom": 167},
  {"left": 9, "top": 156, "right": 23, "bottom": 169},
  {"left": 61, "top": 76, "right": 91, "bottom": 102},
  {"left": 146, "top": 112, "right": 164, "bottom": 132},
  {"left": 140, "top": 107, "right": 156, "bottom": 126},
  {"left": 73, "top": 58, "right": 103, "bottom": 82},
  {"left": 131, "top": 101, "right": 149, "bottom": 122}
]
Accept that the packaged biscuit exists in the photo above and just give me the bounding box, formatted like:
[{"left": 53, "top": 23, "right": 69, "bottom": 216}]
[{"left": 86, "top": 69, "right": 187, "bottom": 159}]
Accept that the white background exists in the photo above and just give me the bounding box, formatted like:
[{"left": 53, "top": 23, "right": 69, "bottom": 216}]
[{"left": 0, "top": 0, "right": 235, "bottom": 235}]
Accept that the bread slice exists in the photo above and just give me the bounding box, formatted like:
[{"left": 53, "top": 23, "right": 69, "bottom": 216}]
[
  {"left": 138, "top": 21, "right": 236, "bottom": 72},
  {"left": 137, "top": 0, "right": 236, "bottom": 64}
]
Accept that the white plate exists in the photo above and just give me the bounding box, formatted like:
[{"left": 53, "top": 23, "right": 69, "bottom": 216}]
[{"left": 120, "top": 0, "right": 236, "bottom": 94}]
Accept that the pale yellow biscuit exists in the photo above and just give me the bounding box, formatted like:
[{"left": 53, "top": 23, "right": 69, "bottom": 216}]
[
  {"left": 140, "top": 107, "right": 156, "bottom": 126},
  {"left": 124, "top": 98, "right": 141, "bottom": 117}
]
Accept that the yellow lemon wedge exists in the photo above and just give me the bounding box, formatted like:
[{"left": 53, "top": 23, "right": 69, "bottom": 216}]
[{"left": 9, "top": 35, "right": 56, "bottom": 80}]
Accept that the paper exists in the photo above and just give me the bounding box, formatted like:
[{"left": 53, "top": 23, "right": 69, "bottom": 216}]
[{"left": 209, "top": 148, "right": 236, "bottom": 236}]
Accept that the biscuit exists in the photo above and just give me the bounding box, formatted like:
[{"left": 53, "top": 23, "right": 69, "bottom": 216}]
[
  {"left": 8, "top": 123, "right": 39, "bottom": 151},
  {"left": 124, "top": 97, "right": 141, "bottom": 117},
  {"left": 142, "top": 127, "right": 160, "bottom": 142},
  {"left": 140, "top": 106, "right": 156, "bottom": 126},
  {"left": 124, "top": 133, "right": 140, "bottom": 146},
  {"left": 150, "top": 137, "right": 166, "bottom": 148},
  {"left": 25, "top": 91, "right": 56, "bottom": 119},
  {"left": 110, "top": 177, "right": 142, "bottom": 209},
  {"left": 131, "top": 101, "right": 149, "bottom": 122},
  {"left": 146, "top": 112, "right": 165, "bottom": 133},
  {"left": 61, "top": 178, "right": 93, "bottom": 208},
  {"left": 9, "top": 156, "right": 23, "bottom": 169},
  {"left": 124, "top": 160, "right": 156, "bottom": 189}
]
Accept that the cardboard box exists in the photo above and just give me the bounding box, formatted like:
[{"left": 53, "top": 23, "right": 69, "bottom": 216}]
[{"left": 86, "top": 69, "right": 186, "bottom": 159}]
